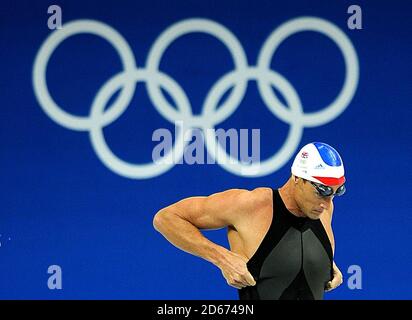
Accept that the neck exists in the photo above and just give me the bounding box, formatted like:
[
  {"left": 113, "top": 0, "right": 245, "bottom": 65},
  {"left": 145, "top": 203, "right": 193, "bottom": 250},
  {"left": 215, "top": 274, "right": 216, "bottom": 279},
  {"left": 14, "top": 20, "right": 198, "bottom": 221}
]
[{"left": 278, "top": 178, "right": 306, "bottom": 218}]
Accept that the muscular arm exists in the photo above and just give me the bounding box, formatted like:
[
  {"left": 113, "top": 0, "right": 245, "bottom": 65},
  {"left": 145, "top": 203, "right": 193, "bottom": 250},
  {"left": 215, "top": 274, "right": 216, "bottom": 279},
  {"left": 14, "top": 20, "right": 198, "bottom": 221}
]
[
  {"left": 320, "top": 201, "right": 343, "bottom": 291},
  {"left": 153, "top": 188, "right": 264, "bottom": 288},
  {"left": 321, "top": 201, "right": 335, "bottom": 255}
]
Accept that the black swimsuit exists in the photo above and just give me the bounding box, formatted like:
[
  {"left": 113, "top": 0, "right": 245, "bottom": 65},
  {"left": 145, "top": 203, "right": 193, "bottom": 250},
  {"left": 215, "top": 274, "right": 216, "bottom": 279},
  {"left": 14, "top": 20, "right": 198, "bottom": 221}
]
[{"left": 238, "top": 188, "right": 333, "bottom": 300}]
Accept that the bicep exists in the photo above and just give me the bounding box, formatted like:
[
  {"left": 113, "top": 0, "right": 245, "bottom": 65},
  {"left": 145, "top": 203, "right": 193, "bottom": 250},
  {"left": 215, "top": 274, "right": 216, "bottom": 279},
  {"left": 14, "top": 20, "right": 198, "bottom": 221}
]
[
  {"left": 321, "top": 205, "right": 335, "bottom": 255},
  {"left": 168, "top": 189, "right": 249, "bottom": 230}
]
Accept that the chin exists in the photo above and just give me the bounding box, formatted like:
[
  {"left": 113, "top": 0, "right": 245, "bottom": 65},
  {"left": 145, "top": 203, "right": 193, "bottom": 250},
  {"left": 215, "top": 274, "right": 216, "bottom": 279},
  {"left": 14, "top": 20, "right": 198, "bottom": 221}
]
[{"left": 307, "top": 211, "right": 322, "bottom": 220}]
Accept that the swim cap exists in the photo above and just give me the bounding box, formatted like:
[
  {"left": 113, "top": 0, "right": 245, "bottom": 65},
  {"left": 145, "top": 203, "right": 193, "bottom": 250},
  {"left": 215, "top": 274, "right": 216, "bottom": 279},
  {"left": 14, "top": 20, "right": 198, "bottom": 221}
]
[{"left": 291, "top": 142, "right": 345, "bottom": 186}]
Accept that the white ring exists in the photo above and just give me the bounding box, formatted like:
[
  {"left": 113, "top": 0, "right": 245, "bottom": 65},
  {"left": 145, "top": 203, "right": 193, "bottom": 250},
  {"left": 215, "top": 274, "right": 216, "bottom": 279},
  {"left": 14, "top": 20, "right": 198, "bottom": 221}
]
[
  {"left": 257, "top": 17, "right": 359, "bottom": 127},
  {"left": 203, "top": 68, "right": 303, "bottom": 177},
  {"left": 89, "top": 70, "right": 191, "bottom": 179},
  {"left": 146, "top": 18, "right": 248, "bottom": 126},
  {"left": 33, "top": 20, "right": 137, "bottom": 131}
]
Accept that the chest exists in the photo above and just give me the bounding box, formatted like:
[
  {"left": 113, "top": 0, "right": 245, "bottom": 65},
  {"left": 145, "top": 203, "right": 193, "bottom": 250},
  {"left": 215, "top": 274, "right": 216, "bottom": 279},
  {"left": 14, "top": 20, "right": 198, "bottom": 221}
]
[
  {"left": 228, "top": 207, "right": 333, "bottom": 262},
  {"left": 258, "top": 226, "right": 332, "bottom": 281}
]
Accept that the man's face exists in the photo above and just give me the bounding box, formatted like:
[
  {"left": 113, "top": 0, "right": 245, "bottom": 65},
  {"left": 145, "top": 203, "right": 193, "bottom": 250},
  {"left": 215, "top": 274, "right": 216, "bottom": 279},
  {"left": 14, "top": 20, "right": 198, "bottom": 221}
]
[{"left": 295, "top": 177, "right": 343, "bottom": 219}]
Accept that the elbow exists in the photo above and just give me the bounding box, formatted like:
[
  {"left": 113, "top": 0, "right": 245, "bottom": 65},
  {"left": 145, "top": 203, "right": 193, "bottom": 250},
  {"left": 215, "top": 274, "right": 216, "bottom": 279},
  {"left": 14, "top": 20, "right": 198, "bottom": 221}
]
[
  {"left": 153, "top": 209, "right": 172, "bottom": 232},
  {"left": 153, "top": 210, "right": 165, "bottom": 232}
]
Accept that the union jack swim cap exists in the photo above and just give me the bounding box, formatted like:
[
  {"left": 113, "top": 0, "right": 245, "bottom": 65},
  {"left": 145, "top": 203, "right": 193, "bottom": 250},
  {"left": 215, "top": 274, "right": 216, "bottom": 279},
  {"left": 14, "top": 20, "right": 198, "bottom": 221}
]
[{"left": 291, "top": 142, "right": 345, "bottom": 186}]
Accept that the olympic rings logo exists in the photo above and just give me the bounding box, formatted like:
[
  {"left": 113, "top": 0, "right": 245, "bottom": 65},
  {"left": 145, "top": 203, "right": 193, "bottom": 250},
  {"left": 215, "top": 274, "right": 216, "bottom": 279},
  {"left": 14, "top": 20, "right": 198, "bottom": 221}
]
[{"left": 33, "top": 17, "right": 359, "bottom": 179}]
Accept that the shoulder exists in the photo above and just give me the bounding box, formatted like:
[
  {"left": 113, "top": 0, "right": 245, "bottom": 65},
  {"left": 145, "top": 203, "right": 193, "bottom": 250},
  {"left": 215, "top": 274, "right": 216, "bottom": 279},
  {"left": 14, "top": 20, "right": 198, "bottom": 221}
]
[
  {"left": 250, "top": 187, "right": 273, "bottom": 205},
  {"left": 236, "top": 187, "right": 273, "bottom": 213},
  {"left": 227, "top": 187, "right": 273, "bottom": 233},
  {"left": 212, "top": 187, "right": 272, "bottom": 210}
]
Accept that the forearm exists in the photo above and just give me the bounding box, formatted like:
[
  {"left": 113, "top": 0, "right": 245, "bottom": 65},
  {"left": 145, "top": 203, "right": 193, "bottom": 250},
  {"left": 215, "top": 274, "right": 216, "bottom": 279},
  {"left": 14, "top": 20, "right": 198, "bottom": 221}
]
[{"left": 153, "top": 209, "right": 228, "bottom": 267}]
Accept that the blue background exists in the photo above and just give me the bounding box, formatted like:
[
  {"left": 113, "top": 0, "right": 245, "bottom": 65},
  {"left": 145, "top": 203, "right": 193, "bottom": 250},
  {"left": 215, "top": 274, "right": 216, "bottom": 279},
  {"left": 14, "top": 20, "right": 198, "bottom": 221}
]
[{"left": 1, "top": 0, "right": 411, "bottom": 299}]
